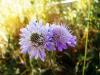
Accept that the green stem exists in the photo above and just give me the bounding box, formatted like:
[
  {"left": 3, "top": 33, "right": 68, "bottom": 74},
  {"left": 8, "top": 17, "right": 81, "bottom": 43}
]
[
  {"left": 30, "top": 60, "right": 34, "bottom": 75},
  {"left": 37, "top": 60, "right": 41, "bottom": 75},
  {"left": 47, "top": 51, "right": 54, "bottom": 69},
  {"left": 82, "top": 0, "right": 90, "bottom": 75},
  {"left": 82, "top": 28, "right": 88, "bottom": 75},
  {"left": 50, "top": 51, "right": 53, "bottom": 69},
  {"left": 21, "top": 69, "right": 29, "bottom": 75}
]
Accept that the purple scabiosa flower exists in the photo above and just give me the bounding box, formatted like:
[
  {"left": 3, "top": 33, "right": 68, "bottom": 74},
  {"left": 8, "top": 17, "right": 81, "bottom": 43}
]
[
  {"left": 19, "top": 20, "right": 47, "bottom": 61},
  {"left": 43, "top": 23, "right": 56, "bottom": 51},
  {"left": 46, "top": 24, "right": 76, "bottom": 51}
]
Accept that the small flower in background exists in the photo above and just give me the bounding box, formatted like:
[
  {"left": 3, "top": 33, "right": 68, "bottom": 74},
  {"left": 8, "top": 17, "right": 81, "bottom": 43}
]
[
  {"left": 46, "top": 24, "right": 76, "bottom": 51},
  {"left": 19, "top": 20, "right": 47, "bottom": 61}
]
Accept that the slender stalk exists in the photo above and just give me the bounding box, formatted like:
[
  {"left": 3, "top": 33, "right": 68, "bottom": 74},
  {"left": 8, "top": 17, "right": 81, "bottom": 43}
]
[
  {"left": 37, "top": 60, "right": 41, "bottom": 75},
  {"left": 82, "top": 27, "right": 88, "bottom": 75},
  {"left": 52, "top": 51, "right": 56, "bottom": 64},
  {"left": 21, "top": 69, "right": 29, "bottom": 75},
  {"left": 51, "top": 50, "right": 56, "bottom": 68},
  {"left": 47, "top": 51, "right": 55, "bottom": 69},
  {"left": 50, "top": 51, "right": 53, "bottom": 69},
  {"left": 30, "top": 60, "right": 34, "bottom": 75},
  {"left": 82, "top": 0, "right": 90, "bottom": 75}
]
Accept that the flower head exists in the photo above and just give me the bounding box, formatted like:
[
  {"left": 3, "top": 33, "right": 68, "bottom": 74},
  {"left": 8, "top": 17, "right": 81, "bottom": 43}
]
[
  {"left": 19, "top": 20, "right": 46, "bottom": 61},
  {"left": 46, "top": 24, "right": 76, "bottom": 51}
]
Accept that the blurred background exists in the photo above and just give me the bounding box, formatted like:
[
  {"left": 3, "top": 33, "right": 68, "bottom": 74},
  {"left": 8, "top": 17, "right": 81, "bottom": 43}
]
[{"left": 0, "top": 0, "right": 100, "bottom": 75}]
